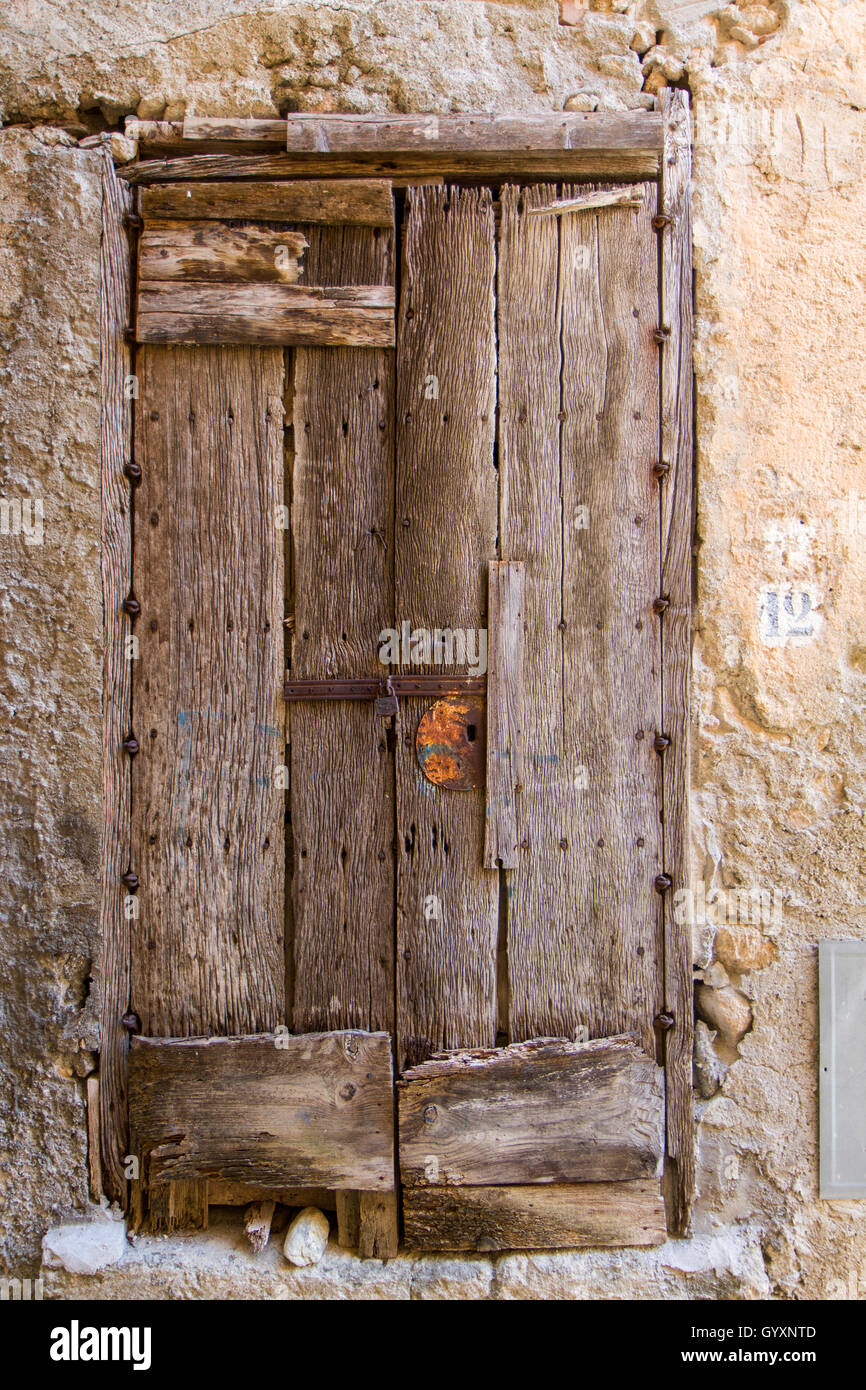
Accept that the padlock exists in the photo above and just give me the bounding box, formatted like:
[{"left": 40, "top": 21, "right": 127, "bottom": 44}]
[{"left": 375, "top": 678, "right": 398, "bottom": 717}]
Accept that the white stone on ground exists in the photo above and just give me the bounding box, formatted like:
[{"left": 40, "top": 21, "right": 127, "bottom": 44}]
[
  {"left": 42, "top": 1214, "right": 127, "bottom": 1275},
  {"left": 282, "top": 1207, "right": 330, "bottom": 1268}
]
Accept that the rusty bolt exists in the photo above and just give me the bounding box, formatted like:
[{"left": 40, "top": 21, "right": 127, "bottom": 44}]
[
  {"left": 653, "top": 734, "right": 671, "bottom": 754},
  {"left": 558, "top": 619, "right": 567, "bottom": 632},
  {"left": 423, "top": 1105, "right": 438, "bottom": 1125},
  {"left": 339, "top": 1082, "right": 357, "bottom": 1102},
  {"left": 123, "top": 213, "right": 143, "bottom": 231},
  {"left": 651, "top": 214, "right": 672, "bottom": 232},
  {"left": 121, "top": 1011, "right": 141, "bottom": 1033},
  {"left": 654, "top": 873, "right": 672, "bottom": 894},
  {"left": 653, "top": 327, "right": 671, "bottom": 344},
  {"left": 652, "top": 460, "right": 671, "bottom": 480},
  {"left": 122, "top": 735, "right": 139, "bottom": 757},
  {"left": 122, "top": 870, "right": 139, "bottom": 892},
  {"left": 122, "top": 595, "right": 141, "bottom": 617},
  {"left": 123, "top": 326, "right": 137, "bottom": 345},
  {"left": 124, "top": 461, "right": 142, "bottom": 485},
  {"left": 559, "top": 837, "right": 569, "bottom": 851},
  {"left": 652, "top": 596, "right": 670, "bottom": 615},
  {"left": 653, "top": 1011, "right": 675, "bottom": 1033}
]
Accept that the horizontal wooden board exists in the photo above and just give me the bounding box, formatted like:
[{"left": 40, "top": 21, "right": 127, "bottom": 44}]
[
  {"left": 140, "top": 179, "right": 394, "bottom": 225},
  {"left": 139, "top": 221, "right": 307, "bottom": 282},
  {"left": 403, "top": 1180, "right": 667, "bottom": 1251},
  {"left": 121, "top": 150, "right": 660, "bottom": 187},
  {"left": 128, "top": 1031, "right": 394, "bottom": 1191},
  {"left": 283, "top": 112, "right": 663, "bottom": 154},
  {"left": 135, "top": 281, "right": 395, "bottom": 346},
  {"left": 399, "top": 1035, "right": 663, "bottom": 1187}
]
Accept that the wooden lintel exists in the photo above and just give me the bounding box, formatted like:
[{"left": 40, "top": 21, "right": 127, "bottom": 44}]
[
  {"left": 403, "top": 1180, "right": 667, "bottom": 1252},
  {"left": 399, "top": 1035, "right": 664, "bottom": 1187},
  {"left": 140, "top": 178, "right": 394, "bottom": 226},
  {"left": 128, "top": 1031, "right": 395, "bottom": 1191},
  {"left": 484, "top": 559, "right": 525, "bottom": 869},
  {"left": 135, "top": 281, "right": 395, "bottom": 347}
]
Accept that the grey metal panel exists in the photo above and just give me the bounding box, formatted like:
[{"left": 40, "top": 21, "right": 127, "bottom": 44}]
[{"left": 819, "top": 941, "right": 866, "bottom": 1198}]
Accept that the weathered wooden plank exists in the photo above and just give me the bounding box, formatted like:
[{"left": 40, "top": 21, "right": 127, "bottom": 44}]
[
  {"left": 289, "top": 224, "right": 396, "bottom": 1036},
  {"left": 502, "top": 184, "right": 664, "bottom": 1053},
  {"left": 140, "top": 179, "right": 394, "bottom": 225},
  {"left": 183, "top": 117, "right": 288, "bottom": 144},
  {"left": 244, "top": 1200, "right": 276, "bottom": 1253},
  {"left": 96, "top": 152, "right": 134, "bottom": 1203},
  {"left": 403, "top": 1180, "right": 667, "bottom": 1251},
  {"left": 128, "top": 1032, "right": 395, "bottom": 1190},
  {"left": 86, "top": 1075, "right": 103, "bottom": 1201},
  {"left": 395, "top": 186, "right": 499, "bottom": 1070},
  {"left": 558, "top": 182, "right": 663, "bottom": 1057},
  {"left": 120, "top": 150, "right": 660, "bottom": 186},
  {"left": 147, "top": 1180, "right": 208, "bottom": 1233},
  {"left": 496, "top": 183, "right": 565, "bottom": 1047},
  {"left": 135, "top": 281, "right": 395, "bottom": 346},
  {"left": 526, "top": 188, "right": 643, "bottom": 217},
  {"left": 659, "top": 89, "right": 695, "bottom": 1238},
  {"left": 139, "top": 221, "right": 307, "bottom": 283},
  {"left": 285, "top": 113, "right": 663, "bottom": 157},
  {"left": 131, "top": 346, "right": 285, "bottom": 1038},
  {"left": 399, "top": 1036, "right": 664, "bottom": 1186},
  {"left": 208, "top": 1181, "right": 335, "bottom": 1209},
  {"left": 483, "top": 560, "right": 525, "bottom": 870},
  {"left": 336, "top": 1190, "right": 361, "bottom": 1248},
  {"left": 358, "top": 1192, "right": 400, "bottom": 1259}
]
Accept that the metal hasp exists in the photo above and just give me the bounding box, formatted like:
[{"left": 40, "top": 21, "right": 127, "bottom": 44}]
[
  {"left": 819, "top": 940, "right": 866, "bottom": 1198},
  {"left": 284, "top": 675, "right": 486, "bottom": 701}
]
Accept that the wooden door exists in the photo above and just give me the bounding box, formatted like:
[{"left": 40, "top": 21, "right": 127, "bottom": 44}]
[{"left": 106, "top": 107, "right": 693, "bottom": 1253}]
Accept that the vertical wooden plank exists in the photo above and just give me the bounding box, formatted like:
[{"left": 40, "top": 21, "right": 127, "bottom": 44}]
[
  {"left": 86, "top": 1075, "right": 103, "bottom": 1201},
  {"left": 503, "top": 184, "right": 664, "bottom": 1055},
  {"left": 395, "top": 186, "right": 499, "bottom": 1069},
  {"left": 357, "top": 1191, "right": 399, "bottom": 1260},
  {"left": 497, "top": 184, "right": 565, "bottom": 1045},
  {"left": 289, "top": 222, "right": 396, "bottom": 1034},
  {"left": 336, "top": 1190, "right": 361, "bottom": 1248},
  {"left": 560, "top": 182, "right": 663, "bottom": 1057},
  {"left": 483, "top": 561, "right": 525, "bottom": 870},
  {"left": 97, "top": 152, "right": 133, "bottom": 1202},
  {"left": 131, "top": 345, "right": 286, "bottom": 1040},
  {"left": 659, "top": 89, "right": 695, "bottom": 1236}
]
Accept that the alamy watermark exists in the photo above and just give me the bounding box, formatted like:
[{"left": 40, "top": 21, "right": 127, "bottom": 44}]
[
  {"left": 673, "top": 882, "right": 780, "bottom": 928},
  {"left": 0, "top": 497, "right": 43, "bottom": 546},
  {"left": 378, "top": 621, "right": 487, "bottom": 676}
]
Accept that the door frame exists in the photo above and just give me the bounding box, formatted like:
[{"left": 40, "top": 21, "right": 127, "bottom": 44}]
[{"left": 96, "top": 96, "right": 694, "bottom": 1236}]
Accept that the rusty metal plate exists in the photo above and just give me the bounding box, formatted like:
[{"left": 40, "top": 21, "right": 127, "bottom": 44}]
[{"left": 416, "top": 697, "right": 486, "bottom": 790}]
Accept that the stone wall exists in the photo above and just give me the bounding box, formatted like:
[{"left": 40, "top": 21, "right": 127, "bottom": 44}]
[{"left": 1, "top": 0, "right": 864, "bottom": 1298}]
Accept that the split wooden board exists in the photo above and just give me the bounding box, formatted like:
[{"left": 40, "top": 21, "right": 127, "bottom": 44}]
[
  {"left": 399, "top": 1036, "right": 664, "bottom": 1187},
  {"left": 128, "top": 1031, "right": 395, "bottom": 1191}
]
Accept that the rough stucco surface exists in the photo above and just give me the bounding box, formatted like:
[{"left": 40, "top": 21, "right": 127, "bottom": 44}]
[
  {"left": 0, "top": 128, "right": 103, "bottom": 1272},
  {"left": 0, "top": 0, "right": 864, "bottom": 1298}
]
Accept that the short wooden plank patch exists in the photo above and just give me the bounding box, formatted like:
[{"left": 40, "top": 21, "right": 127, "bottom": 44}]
[
  {"left": 129, "top": 1031, "right": 395, "bottom": 1191},
  {"left": 135, "top": 281, "right": 395, "bottom": 346},
  {"left": 399, "top": 1035, "right": 663, "bottom": 1187},
  {"left": 140, "top": 178, "right": 394, "bottom": 226},
  {"left": 139, "top": 220, "right": 307, "bottom": 283},
  {"left": 403, "top": 1180, "right": 667, "bottom": 1251},
  {"left": 483, "top": 559, "right": 525, "bottom": 869}
]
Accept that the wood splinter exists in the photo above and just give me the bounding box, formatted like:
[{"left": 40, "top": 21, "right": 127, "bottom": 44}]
[{"left": 244, "top": 1199, "right": 276, "bottom": 1254}]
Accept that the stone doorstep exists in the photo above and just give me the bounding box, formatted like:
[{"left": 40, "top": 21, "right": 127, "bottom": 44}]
[{"left": 40, "top": 1209, "right": 771, "bottom": 1301}]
